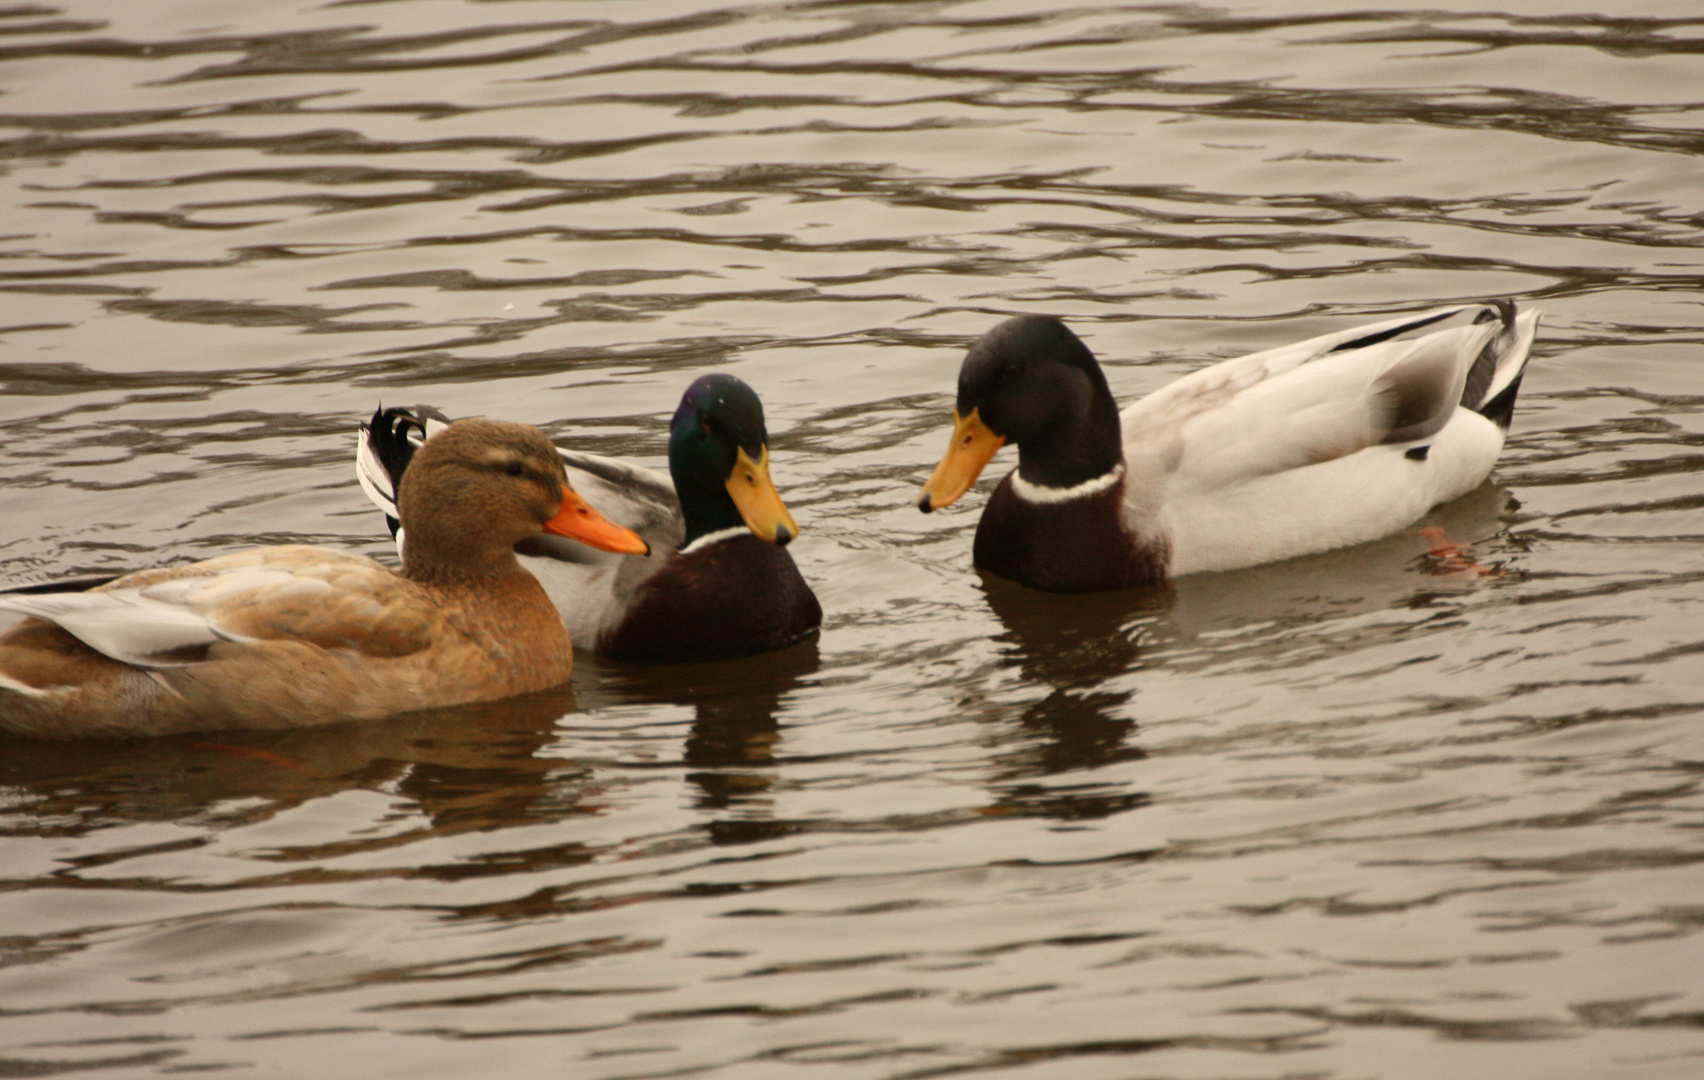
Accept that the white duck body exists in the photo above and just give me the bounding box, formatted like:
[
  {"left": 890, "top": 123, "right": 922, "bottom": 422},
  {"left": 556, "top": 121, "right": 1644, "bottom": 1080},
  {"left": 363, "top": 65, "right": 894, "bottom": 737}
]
[{"left": 1148, "top": 406, "right": 1509, "bottom": 576}]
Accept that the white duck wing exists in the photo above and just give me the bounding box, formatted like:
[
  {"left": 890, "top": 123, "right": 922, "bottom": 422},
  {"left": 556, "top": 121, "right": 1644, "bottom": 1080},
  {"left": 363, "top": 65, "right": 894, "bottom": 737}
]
[
  {"left": 520, "top": 449, "right": 685, "bottom": 649},
  {"left": 1160, "top": 320, "right": 1500, "bottom": 491},
  {"left": 505, "top": 446, "right": 683, "bottom": 575},
  {"left": 1119, "top": 305, "right": 1472, "bottom": 438},
  {"left": 561, "top": 447, "right": 683, "bottom": 553}
]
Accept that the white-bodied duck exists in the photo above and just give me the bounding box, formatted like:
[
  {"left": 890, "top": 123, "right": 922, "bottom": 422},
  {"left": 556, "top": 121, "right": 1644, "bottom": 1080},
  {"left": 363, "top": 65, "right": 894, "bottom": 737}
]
[
  {"left": 357, "top": 374, "right": 821, "bottom": 663},
  {"left": 0, "top": 419, "right": 647, "bottom": 738},
  {"left": 918, "top": 302, "right": 1540, "bottom": 593}
]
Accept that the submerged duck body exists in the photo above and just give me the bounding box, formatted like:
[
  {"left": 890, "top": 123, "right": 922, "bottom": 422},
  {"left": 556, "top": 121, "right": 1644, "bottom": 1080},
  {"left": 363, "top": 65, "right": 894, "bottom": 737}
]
[
  {"left": 920, "top": 303, "right": 1541, "bottom": 593},
  {"left": 358, "top": 375, "right": 821, "bottom": 664},
  {"left": 0, "top": 419, "right": 647, "bottom": 739}
]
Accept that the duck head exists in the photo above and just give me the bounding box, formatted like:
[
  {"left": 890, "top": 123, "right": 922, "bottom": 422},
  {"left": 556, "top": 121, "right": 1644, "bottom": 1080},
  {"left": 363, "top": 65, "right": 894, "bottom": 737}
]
[
  {"left": 669, "top": 374, "right": 801, "bottom": 548},
  {"left": 399, "top": 418, "right": 647, "bottom": 580},
  {"left": 919, "top": 315, "right": 1124, "bottom": 511}
]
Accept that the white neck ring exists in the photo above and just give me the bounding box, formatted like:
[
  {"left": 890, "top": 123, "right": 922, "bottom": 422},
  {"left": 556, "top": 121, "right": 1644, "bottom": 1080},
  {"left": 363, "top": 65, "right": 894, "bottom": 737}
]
[
  {"left": 1010, "top": 464, "right": 1124, "bottom": 505},
  {"left": 680, "top": 526, "right": 748, "bottom": 555}
]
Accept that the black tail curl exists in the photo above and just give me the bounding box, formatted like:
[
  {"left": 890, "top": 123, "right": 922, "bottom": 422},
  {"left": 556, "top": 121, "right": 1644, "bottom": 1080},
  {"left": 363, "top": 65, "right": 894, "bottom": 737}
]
[
  {"left": 366, "top": 406, "right": 424, "bottom": 492},
  {"left": 1460, "top": 301, "right": 1524, "bottom": 430}
]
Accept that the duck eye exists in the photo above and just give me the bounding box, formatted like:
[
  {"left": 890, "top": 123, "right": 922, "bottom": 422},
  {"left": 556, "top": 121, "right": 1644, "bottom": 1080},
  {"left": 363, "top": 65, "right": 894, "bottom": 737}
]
[{"left": 504, "top": 461, "right": 525, "bottom": 478}]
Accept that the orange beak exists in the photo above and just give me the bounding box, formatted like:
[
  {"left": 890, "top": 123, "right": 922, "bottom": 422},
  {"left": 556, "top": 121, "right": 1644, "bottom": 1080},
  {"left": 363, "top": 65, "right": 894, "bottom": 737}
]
[
  {"left": 545, "top": 486, "right": 650, "bottom": 554},
  {"left": 918, "top": 407, "right": 1005, "bottom": 512}
]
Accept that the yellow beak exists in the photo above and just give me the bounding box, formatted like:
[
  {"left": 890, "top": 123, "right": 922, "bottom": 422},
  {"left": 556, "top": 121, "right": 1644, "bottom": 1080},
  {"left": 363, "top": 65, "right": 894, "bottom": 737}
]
[
  {"left": 726, "top": 445, "right": 801, "bottom": 545},
  {"left": 545, "top": 486, "right": 650, "bottom": 554},
  {"left": 918, "top": 407, "right": 1005, "bottom": 512}
]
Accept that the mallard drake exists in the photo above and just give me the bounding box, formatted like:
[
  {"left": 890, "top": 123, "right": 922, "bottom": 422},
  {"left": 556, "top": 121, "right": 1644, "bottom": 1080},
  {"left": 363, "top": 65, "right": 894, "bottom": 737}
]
[
  {"left": 0, "top": 419, "right": 647, "bottom": 738},
  {"left": 356, "top": 374, "right": 821, "bottom": 663},
  {"left": 918, "top": 302, "right": 1540, "bottom": 593}
]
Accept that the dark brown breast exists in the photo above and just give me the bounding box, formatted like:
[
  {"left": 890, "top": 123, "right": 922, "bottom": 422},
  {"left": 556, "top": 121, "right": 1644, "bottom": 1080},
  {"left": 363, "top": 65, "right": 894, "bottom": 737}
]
[
  {"left": 598, "top": 536, "right": 822, "bottom": 663},
  {"left": 972, "top": 474, "right": 1168, "bottom": 594}
]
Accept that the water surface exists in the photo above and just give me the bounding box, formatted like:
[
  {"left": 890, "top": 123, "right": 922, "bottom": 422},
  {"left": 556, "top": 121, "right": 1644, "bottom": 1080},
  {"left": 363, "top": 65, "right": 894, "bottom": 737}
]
[{"left": 2, "top": 2, "right": 1703, "bottom": 1077}]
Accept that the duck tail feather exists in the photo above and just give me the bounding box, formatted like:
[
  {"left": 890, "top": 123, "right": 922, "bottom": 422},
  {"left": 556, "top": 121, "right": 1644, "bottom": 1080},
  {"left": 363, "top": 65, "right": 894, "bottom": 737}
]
[
  {"left": 356, "top": 404, "right": 452, "bottom": 533},
  {"left": 1460, "top": 302, "right": 1541, "bottom": 429},
  {"left": 1, "top": 574, "right": 121, "bottom": 596},
  {"left": 1327, "top": 306, "right": 1463, "bottom": 354},
  {"left": 356, "top": 410, "right": 403, "bottom": 528}
]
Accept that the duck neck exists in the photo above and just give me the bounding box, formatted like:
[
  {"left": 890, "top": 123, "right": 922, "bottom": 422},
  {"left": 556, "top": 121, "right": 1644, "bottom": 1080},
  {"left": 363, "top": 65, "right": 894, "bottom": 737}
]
[
  {"left": 1013, "top": 389, "right": 1123, "bottom": 491},
  {"left": 401, "top": 523, "right": 530, "bottom": 587},
  {"left": 669, "top": 435, "right": 748, "bottom": 549},
  {"left": 675, "top": 480, "right": 748, "bottom": 549}
]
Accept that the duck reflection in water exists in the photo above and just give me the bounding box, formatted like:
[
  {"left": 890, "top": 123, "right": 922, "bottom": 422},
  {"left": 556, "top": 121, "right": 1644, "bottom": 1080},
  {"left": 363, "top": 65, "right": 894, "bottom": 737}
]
[
  {"left": 961, "top": 479, "right": 1520, "bottom": 828},
  {"left": 0, "top": 635, "right": 819, "bottom": 859},
  {"left": 0, "top": 686, "right": 593, "bottom": 846},
  {"left": 575, "top": 637, "right": 819, "bottom": 847},
  {"left": 976, "top": 573, "right": 1165, "bottom": 821}
]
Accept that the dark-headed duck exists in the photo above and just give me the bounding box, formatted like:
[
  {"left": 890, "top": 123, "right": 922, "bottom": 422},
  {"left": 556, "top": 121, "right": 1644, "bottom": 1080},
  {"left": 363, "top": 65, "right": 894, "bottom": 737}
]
[{"left": 919, "top": 302, "right": 1540, "bottom": 593}]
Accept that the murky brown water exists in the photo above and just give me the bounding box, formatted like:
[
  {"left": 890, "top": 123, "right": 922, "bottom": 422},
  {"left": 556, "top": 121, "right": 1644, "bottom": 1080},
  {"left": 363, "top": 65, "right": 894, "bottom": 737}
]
[{"left": 3, "top": 1, "right": 1703, "bottom": 1076}]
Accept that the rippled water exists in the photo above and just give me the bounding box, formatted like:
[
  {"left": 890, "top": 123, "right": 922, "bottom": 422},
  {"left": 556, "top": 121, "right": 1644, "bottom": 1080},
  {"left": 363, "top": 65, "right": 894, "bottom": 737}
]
[{"left": 3, "top": 1, "right": 1703, "bottom": 1076}]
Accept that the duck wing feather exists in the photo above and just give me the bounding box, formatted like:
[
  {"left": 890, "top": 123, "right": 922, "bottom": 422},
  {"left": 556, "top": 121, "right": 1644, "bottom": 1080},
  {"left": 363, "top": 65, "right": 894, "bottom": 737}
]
[
  {"left": 0, "top": 548, "right": 430, "bottom": 669},
  {"left": 1122, "top": 307, "right": 1501, "bottom": 492}
]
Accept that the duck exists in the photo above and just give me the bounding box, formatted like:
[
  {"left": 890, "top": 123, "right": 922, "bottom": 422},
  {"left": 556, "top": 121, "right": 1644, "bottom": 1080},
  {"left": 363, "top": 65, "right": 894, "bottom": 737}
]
[
  {"left": 0, "top": 418, "right": 648, "bottom": 739},
  {"left": 356, "top": 374, "right": 822, "bottom": 663},
  {"left": 918, "top": 301, "right": 1541, "bottom": 593}
]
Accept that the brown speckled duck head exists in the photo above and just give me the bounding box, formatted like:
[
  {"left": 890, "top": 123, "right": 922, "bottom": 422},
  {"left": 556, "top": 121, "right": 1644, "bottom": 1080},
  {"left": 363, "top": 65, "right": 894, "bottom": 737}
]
[{"left": 399, "top": 418, "right": 648, "bottom": 581}]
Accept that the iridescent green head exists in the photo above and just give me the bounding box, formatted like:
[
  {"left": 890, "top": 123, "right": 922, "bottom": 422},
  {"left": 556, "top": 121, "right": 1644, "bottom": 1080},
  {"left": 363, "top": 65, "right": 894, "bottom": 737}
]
[{"left": 668, "top": 374, "right": 799, "bottom": 548}]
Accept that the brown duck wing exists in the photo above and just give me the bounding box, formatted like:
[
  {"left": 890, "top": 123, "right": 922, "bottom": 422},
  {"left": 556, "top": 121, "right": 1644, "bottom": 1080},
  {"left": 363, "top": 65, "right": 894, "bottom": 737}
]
[
  {"left": 155, "top": 547, "right": 437, "bottom": 660},
  {"left": 0, "top": 547, "right": 434, "bottom": 669}
]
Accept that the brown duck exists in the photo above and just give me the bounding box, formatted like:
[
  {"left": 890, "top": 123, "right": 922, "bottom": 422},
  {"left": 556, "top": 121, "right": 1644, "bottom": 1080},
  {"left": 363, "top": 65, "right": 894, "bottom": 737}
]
[{"left": 0, "top": 418, "right": 647, "bottom": 739}]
